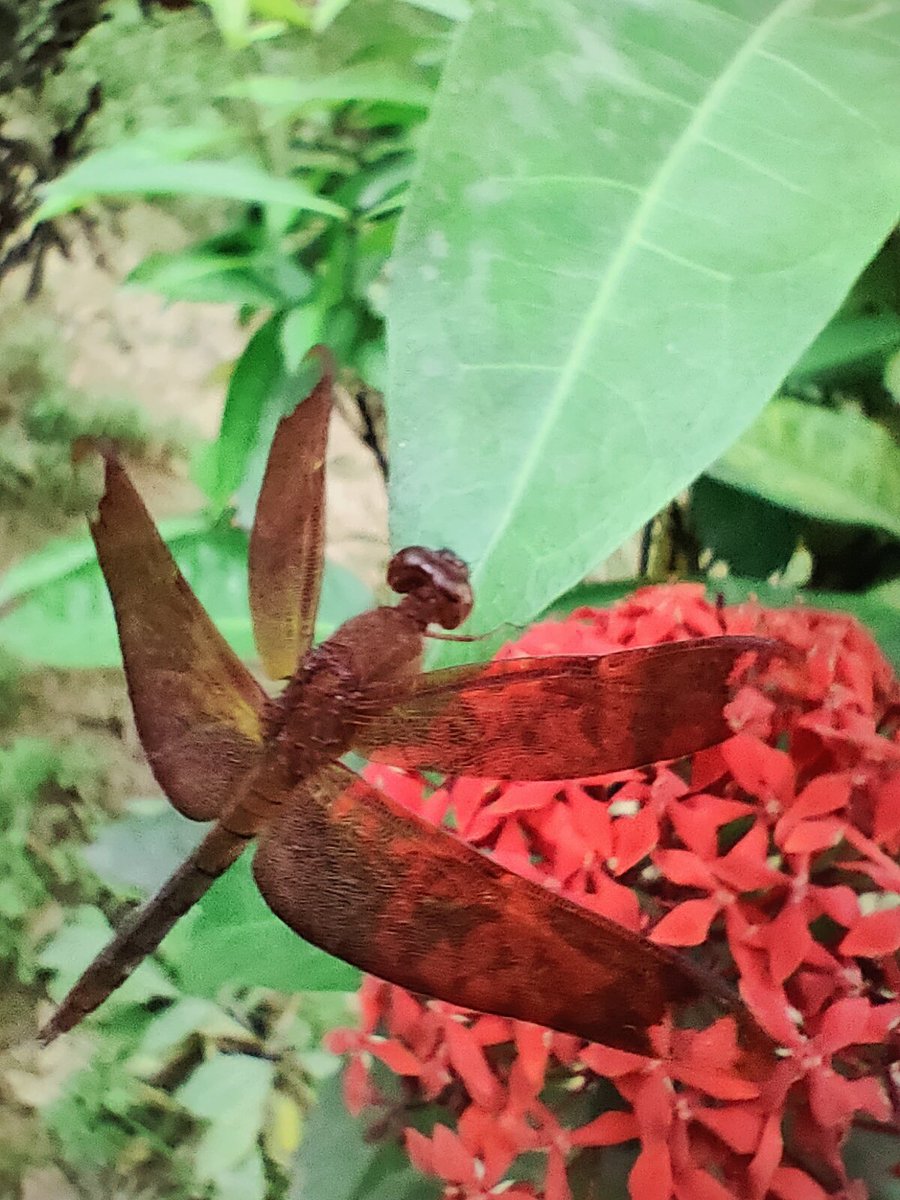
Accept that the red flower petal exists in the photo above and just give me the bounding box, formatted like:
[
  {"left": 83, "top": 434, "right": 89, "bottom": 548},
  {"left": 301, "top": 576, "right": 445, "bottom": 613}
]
[
  {"left": 874, "top": 770, "right": 900, "bottom": 842},
  {"left": 650, "top": 898, "right": 720, "bottom": 947},
  {"left": 780, "top": 817, "right": 845, "bottom": 854},
  {"left": 405, "top": 1128, "right": 434, "bottom": 1175},
  {"left": 613, "top": 803, "right": 660, "bottom": 874},
  {"left": 654, "top": 849, "right": 718, "bottom": 890},
  {"left": 674, "top": 1167, "right": 737, "bottom": 1200},
  {"left": 370, "top": 1038, "right": 424, "bottom": 1076},
  {"left": 544, "top": 1146, "right": 571, "bottom": 1200},
  {"left": 810, "top": 884, "right": 859, "bottom": 927},
  {"left": 789, "top": 773, "right": 852, "bottom": 820},
  {"left": 693, "top": 1103, "right": 764, "bottom": 1154},
  {"left": 840, "top": 907, "right": 900, "bottom": 957},
  {"left": 629, "top": 1140, "right": 673, "bottom": 1200},
  {"left": 769, "top": 1165, "right": 830, "bottom": 1200},
  {"left": 431, "top": 1124, "right": 474, "bottom": 1184},
  {"left": 747, "top": 1113, "right": 783, "bottom": 1200},
  {"left": 815, "top": 996, "right": 871, "bottom": 1054},
  {"left": 444, "top": 1019, "right": 503, "bottom": 1111},
  {"left": 721, "top": 735, "right": 795, "bottom": 805},
  {"left": 570, "top": 1110, "right": 639, "bottom": 1146},
  {"left": 762, "top": 901, "right": 811, "bottom": 983},
  {"left": 715, "top": 821, "right": 783, "bottom": 891}
]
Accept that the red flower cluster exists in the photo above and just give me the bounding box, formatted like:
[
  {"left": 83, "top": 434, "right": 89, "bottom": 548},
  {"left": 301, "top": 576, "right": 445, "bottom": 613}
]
[{"left": 327, "top": 585, "right": 900, "bottom": 1200}]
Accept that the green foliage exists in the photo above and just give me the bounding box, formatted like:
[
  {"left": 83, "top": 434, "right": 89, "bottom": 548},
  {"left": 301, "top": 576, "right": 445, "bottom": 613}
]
[
  {"left": 0, "top": 0, "right": 103, "bottom": 91},
  {"left": 35, "top": 796, "right": 351, "bottom": 1200},
  {"left": 0, "top": 516, "right": 372, "bottom": 667},
  {"left": 0, "top": 315, "right": 179, "bottom": 527},
  {"left": 710, "top": 397, "right": 900, "bottom": 538},
  {"left": 0, "top": 739, "right": 106, "bottom": 981},
  {"left": 4, "top": 2, "right": 900, "bottom": 1198},
  {"left": 291, "top": 1072, "right": 441, "bottom": 1200}
]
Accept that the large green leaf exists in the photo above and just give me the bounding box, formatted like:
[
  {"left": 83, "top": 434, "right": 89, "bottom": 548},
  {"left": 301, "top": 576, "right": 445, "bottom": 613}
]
[
  {"left": 387, "top": 0, "right": 900, "bottom": 641},
  {"left": 710, "top": 397, "right": 900, "bottom": 538},
  {"left": 0, "top": 519, "right": 371, "bottom": 668}
]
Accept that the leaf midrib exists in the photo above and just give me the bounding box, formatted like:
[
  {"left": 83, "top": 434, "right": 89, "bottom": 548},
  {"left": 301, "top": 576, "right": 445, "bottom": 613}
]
[{"left": 470, "top": 0, "right": 805, "bottom": 594}]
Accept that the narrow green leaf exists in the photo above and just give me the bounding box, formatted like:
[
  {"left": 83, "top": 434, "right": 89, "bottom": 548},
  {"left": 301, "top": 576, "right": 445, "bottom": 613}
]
[
  {"left": 39, "top": 907, "right": 177, "bottom": 1007},
  {"left": 207, "top": 316, "right": 285, "bottom": 506},
  {"left": 127, "top": 250, "right": 302, "bottom": 308},
  {"left": 399, "top": 0, "right": 469, "bottom": 20},
  {"left": 38, "top": 152, "right": 345, "bottom": 220},
  {"left": 388, "top": 0, "right": 900, "bottom": 644},
  {"left": 710, "top": 398, "right": 900, "bottom": 538},
  {"left": 229, "top": 65, "right": 433, "bottom": 110}
]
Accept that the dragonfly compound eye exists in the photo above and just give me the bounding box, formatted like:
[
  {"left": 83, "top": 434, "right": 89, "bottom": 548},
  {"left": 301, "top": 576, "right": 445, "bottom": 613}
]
[{"left": 387, "top": 546, "right": 474, "bottom": 629}]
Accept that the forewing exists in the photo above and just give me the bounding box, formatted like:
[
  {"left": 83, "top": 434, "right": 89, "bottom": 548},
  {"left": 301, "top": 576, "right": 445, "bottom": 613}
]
[
  {"left": 253, "top": 762, "right": 774, "bottom": 1063},
  {"left": 353, "top": 636, "right": 772, "bottom": 779},
  {"left": 91, "top": 454, "right": 266, "bottom": 820},
  {"left": 249, "top": 346, "right": 334, "bottom": 680}
]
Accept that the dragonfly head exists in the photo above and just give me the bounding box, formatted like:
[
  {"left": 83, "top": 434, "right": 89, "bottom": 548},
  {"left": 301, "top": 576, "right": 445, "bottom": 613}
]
[{"left": 388, "top": 546, "right": 474, "bottom": 630}]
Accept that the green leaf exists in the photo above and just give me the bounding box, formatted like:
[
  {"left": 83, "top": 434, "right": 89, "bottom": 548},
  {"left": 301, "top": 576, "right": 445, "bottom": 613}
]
[
  {"left": 0, "top": 517, "right": 371, "bottom": 668},
  {"left": 82, "top": 799, "right": 205, "bottom": 896},
  {"left": 691, "top": 476, "right": 801, "bottom": 578},
  {"left": 291, "top": 1073, "right": 441, "bottom": 1200},
  {"left": 844, "top": 1124, "right": 900, "bottom": 1200},
  {"left": 38, "top": 151, "right": 345, "bottom": 220},
  {"left": 128, "top": 249, "right": 308, "bottom": 307},
  {"left": 130, "top": 996, "right": 249, "bottom": 1069},
  {"left": 399, "top": 0, "right": 469, "bottom": 19},
  {"left": 540, "top": 578, "right": 638, "bottom": 619},
  {"left": 0, "top": 518, "right": 246, "bottom": 667},
  {"left": 710, "top": 398, "right": 900, "bottom": 538},
  {"left": 203, "top": 315, "right": 287, "bottom": 506},
  {"left": 178, "top": 1054, "right": 274, "bottom": 1186},
  {"left": 387, "top": 0, "right": 900, "bottom": 644},
  {"left": 788, "top": 313, "right": 900, "bottom": 381},
  {"left": 39, "top": 907, "right": 177, "bottom": 1008},
  {"left": 173, "top": 854, "right": 361, "bottom": 996},
  {"left": 229, "top": 65, "right": 433, "bottom": 110}
]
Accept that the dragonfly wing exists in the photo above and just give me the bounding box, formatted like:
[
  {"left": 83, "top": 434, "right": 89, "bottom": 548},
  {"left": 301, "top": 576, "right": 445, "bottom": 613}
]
[
  {"left": 91, "top": 454, "right": 266, "bottom": 819},
  {"left": 352, "top": 637, "right": 773, "bottom": 779},
  {"left": 248, "top": 346, "right": 334, "bottom": 680},
  {"left": 253, "top": 761, "right": 773, "bottom": 1062}
]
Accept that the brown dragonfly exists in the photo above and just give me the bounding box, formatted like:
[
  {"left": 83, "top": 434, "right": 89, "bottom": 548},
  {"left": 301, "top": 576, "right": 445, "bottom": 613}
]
[{"left": 40, "top": 348, "right": 776, "bottom": 1069}]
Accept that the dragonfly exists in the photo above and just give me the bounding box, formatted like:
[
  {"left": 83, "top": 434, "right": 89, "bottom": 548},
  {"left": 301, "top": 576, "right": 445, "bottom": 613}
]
[{"left": 39, "top": 348, "right": 776, "bottom": 1070}]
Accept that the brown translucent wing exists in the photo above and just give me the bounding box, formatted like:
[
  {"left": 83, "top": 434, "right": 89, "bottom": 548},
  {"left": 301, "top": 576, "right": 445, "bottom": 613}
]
[
  {"left": 253, "top": 763, "right": 774, "bottom": 1064},
  {"left": 353, "top": 636, "right": 771, "bottom": 779},
  {"left": 249, "top": 346, "right": 334, "bottom": 680},
  {"left": 91, "top": 455, "right": 266, "bottom": 820}
]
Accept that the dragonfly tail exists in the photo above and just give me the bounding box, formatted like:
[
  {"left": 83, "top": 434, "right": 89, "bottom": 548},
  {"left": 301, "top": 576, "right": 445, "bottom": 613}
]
[{"left": 38, "top": 824, "right": 248, "bottom": 1044}]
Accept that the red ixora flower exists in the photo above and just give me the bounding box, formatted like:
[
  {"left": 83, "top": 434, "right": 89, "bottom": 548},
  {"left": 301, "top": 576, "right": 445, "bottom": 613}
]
[{"left": 326, "top": 585, "right": 900, "bottom": 1200}]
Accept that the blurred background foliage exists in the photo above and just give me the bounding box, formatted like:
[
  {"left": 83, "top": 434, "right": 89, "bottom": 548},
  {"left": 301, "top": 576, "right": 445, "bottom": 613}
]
[{"left": 0, "top": 1, "right": 898, "bottom": 1198}]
